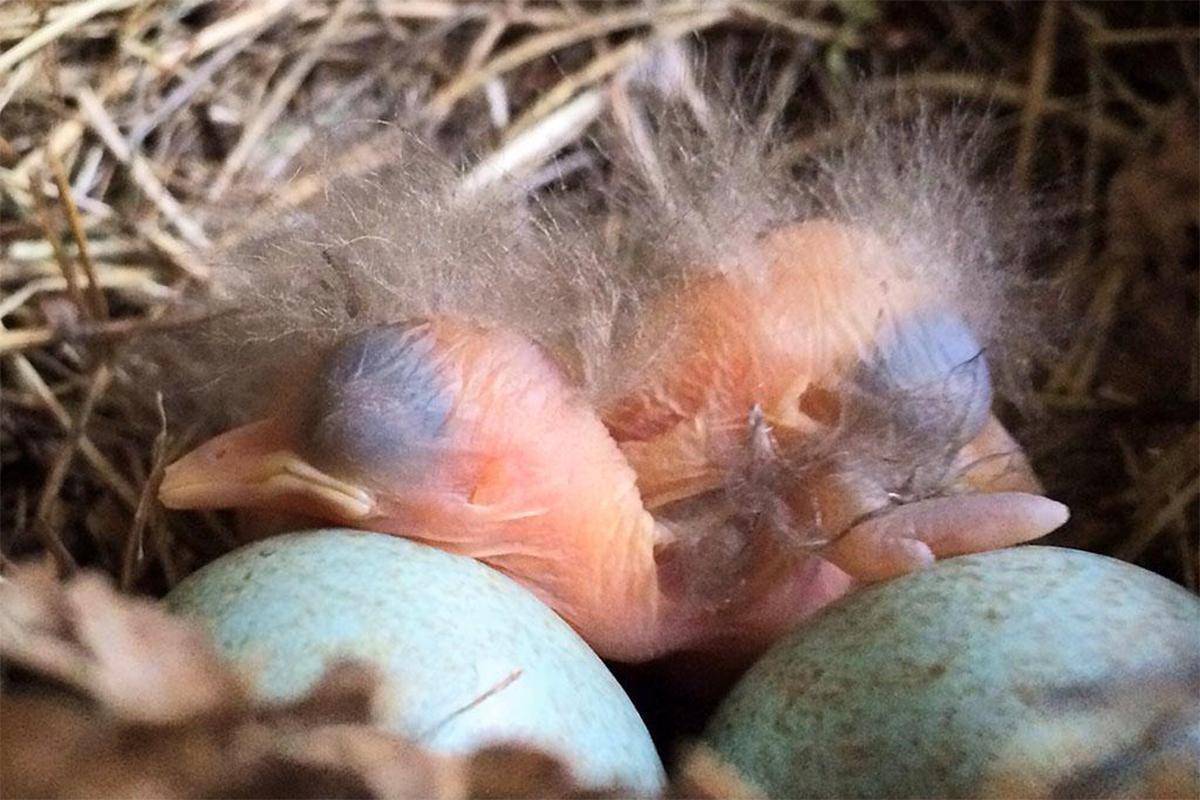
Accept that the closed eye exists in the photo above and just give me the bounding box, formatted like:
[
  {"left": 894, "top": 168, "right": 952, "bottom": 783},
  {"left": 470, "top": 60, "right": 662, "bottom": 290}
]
[{"left": 301, "top": 321, "right": 453, "bottom": 475}]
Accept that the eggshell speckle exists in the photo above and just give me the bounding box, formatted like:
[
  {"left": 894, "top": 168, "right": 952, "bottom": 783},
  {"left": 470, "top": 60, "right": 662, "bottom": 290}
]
[
  {"left": 705, "top": 546, "right": 1200, "bottom": 798},
  {"left": 166, "top": 529, "right": 664, "bottom": 793}
]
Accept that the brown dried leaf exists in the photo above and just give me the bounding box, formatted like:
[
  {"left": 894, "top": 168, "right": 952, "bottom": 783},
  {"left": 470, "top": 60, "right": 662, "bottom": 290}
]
[
  {"left": 670, "top": 746, "right": 764, "bottom": 800},
  {"left": 0, "top": 560, "right": 94, "bottom": 692},
  {"left": 0, "top": 563, "right": 607, "bottom": 799},
  {"left": 465, "top": 744, "right": 584, "bottom": 799},
  {"left": 0, "top": 561, "right": 248, "bottom": 722},
  {"left": 65, "top": 572, "right": 249, "bottom": 722},
  {"left": 281, "top": 724, "right": 464, "bottom": 799},
  {"left": 980, "top": 662, "right": 1200, "bottom": 799}
]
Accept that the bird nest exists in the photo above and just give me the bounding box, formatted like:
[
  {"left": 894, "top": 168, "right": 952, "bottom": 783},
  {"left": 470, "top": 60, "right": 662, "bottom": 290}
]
[{"left": 2, "top": 1, "right": 1197, "bottom": 796}]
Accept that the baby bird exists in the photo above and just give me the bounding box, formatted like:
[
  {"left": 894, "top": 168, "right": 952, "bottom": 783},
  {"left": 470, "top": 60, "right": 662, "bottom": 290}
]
[{"left": 158, "top": 105, "right": 1067, "bottom": 662}]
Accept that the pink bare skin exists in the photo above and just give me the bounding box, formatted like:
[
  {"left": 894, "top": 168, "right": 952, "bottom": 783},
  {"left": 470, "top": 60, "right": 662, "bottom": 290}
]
[{"left": 160, "top": 221, "right": 1068, "bottom": 662}]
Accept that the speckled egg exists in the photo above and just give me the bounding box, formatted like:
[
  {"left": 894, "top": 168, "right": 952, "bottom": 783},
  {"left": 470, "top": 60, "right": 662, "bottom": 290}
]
[
  {"left": 166, "top": 529, "right": 664, "bottom": 793},
  {"left": 705, "top": 546, "right": 1200, "bottom": 799}
]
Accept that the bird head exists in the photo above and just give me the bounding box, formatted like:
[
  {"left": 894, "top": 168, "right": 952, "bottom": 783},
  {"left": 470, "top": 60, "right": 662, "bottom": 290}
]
[{"left": 159, "top": 321, "right": 452, "bottom": 527}]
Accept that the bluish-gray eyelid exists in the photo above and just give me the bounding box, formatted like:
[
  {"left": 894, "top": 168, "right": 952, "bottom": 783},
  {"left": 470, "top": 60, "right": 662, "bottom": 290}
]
[
  {"left": 870, "top": 310, "right": 988, "bottom": 391},
  {"left": 859, "top": 308, "right": 994, "bottom": 439},
  {"left": 302, "top": 322, "right": 454, "bottom": 474}
]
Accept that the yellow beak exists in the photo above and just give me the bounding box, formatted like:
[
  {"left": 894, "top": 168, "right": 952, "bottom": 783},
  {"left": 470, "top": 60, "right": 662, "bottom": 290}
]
[{"left": 159, "top": 418, "right": 376, "bottom": 521}]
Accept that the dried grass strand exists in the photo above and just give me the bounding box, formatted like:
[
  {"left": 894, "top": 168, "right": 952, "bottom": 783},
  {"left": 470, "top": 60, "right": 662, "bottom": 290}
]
[
  {"left": 28, "top": 170, "right": 88, "bottom": 316},
  {"left": 1013, "top": 0, "right": 1061, "bottom": 191},
  {"left": 1090, "top": 26, "right": 1200, "bottom": 47},
  {"left": 460, "top": 89, "right": 605, "bottom": 195},
  {"left": 505, "top": 6, "right": 730, "bottom": 141},
  {"left": 733, "top": 0, "right": 863, "bottom": 47},
  {"left": 158, "top": 0, "right": 298, "bottom": 70},
  {"left": 31, "top": 362, "right": 115, "bottom": 574},
  {"left": 75, "top": 86, "right": 209, "bottom": 247},
  {"left": 48, "top": 151, "right": 109, "bottom": 320},
  {"left": 426, "top": 2, "right": 704, "bottom": 120},
  {"left": 6, "top": 341, "right": 139, "bottom": 510},
  {"left": 0, "top": 57, "right": 37, "bottom": 114},
  {"left": 0, "top": 0, "right": 140, "bottom": 75},
  {"left": 207, "top": 0, "right": 356, "bottom": 200},
  {"left": 120, "top": 395, "right": 169, "bottom": 590}
]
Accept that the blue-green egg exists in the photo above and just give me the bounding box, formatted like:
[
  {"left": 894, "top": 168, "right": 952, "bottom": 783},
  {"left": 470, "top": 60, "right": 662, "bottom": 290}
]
[
  {"left": 166, "top": 529, "right": 664, "bottom": 793},
  {"left": 705, "top": 546, "right": 1200, "bottom": 799}
]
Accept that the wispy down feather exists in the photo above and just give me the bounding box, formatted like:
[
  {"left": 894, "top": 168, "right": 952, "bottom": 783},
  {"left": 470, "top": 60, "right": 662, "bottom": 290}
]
[
  {"left": 141, "top": 124, "right": 605, "bottom": 427},
  {"left": 145, "top": 71, "right": 1069, "bottom": 660},
  {"left": 144, "top": 85, "right": 1053, "bottom": 437},
  {"left": 549, "top": 82, "right": 1058, "bottom": 551}
]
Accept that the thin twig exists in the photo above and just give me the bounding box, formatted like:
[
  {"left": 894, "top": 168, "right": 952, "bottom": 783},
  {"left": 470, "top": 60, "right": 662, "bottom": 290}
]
[
  {"left": 0, "top": 0, "right": 140, "bottom": 75},
  {"left": 426, "top": 2, "right": 702, "bottom": 121},
  {"left": 1046, "top": 257, "right": 1129, "bottom": 396},
  {"left": 207, "top": 0, "right": 356, "bottom": 200},
  {"left": 28, "top": 169, "right": 88, "bottom": 316},
  {"left": 32, "top": 362, "right": 115, "bottom": 574},
  {"left": 75, "top": 86, "right": 210, "bottom": 248},
  {"left": 121, "top": 394, "right": 169, "bottom": 590},
  {"left": 1118, "top": 474, "right": 1200, "bottom": 562},
  {"left": 0, "top": 309, "right": 230, "bottom": 356},
  {"left": 1013, "top": 1, "right": 1061, "bottom": 191},
  {"left": 1079, "top": 40, "right": 1104, "bottom": 254},
  {"left": 48, "top": 151, "right": 109, "bottom": 320},
  {"left": 5, "top": 343, "right": 139, "bottom": 510}
]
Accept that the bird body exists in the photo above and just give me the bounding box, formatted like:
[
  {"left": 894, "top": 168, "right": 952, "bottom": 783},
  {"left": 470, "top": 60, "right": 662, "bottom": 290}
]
[
  {"left": 603, "top": 221, "right": 921, "bottom": 507},
  {"left": 156, "top": 104, "right": 1068, "bottom": 662},
  {"left": 163, "top": 318, "right": 667, "bottom": 660}
]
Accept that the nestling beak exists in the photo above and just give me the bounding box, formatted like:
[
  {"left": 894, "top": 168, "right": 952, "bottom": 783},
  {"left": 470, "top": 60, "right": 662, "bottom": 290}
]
[
  {"left": 821, "top": 491, "right": 1069, "bottom": 582},
  {"left": 159, "top": 417, "right": 376, "bottom": 521},
  {"left": 795, "top": 414, "right": 1068, "bottom": 583}
]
